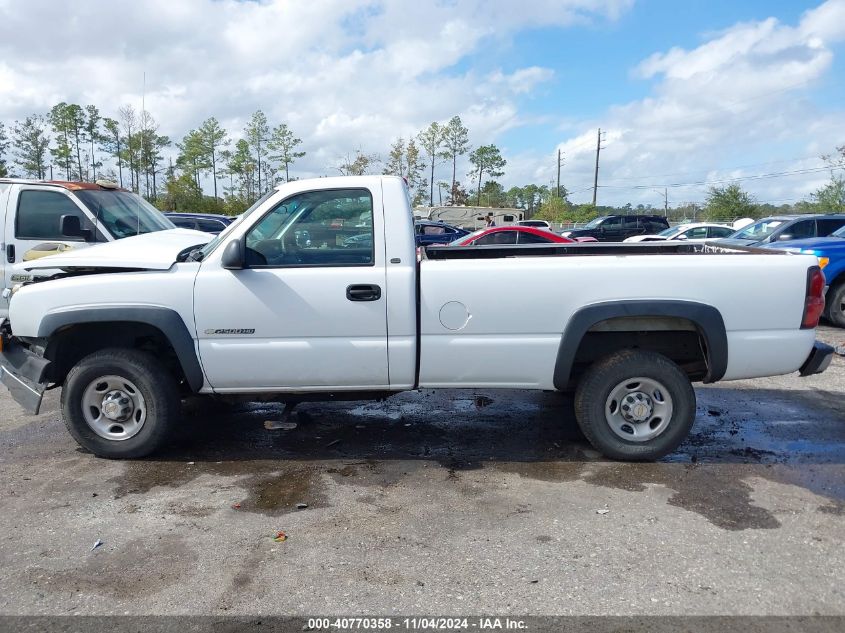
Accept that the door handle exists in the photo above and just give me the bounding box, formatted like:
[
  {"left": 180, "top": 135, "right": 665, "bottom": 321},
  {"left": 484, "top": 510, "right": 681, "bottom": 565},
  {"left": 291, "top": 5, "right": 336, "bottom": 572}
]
[
  {"left": 346, "top": 284, "right": 381, "bottom": 302},
  {"left": 6, "top": 244, "right": 14, "bottom": 264}
]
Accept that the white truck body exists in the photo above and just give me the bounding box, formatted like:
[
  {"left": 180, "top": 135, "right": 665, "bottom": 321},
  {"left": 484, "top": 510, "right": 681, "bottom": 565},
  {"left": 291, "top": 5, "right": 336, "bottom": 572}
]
[
  {"left": 0, "top": 179, "right": 191, "bottom": 318},
  {"left": 0, "top": 176, "right": 833, "bottom": 460}
]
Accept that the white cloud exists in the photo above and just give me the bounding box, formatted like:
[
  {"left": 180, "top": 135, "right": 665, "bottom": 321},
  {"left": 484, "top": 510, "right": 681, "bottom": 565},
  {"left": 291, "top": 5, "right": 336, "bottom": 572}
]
[
  {"left": 0, "top": 0, "right": 625, "bottom": 183},
  {"left": 526, "top": 0, "right": 845, "bottom": 206}
]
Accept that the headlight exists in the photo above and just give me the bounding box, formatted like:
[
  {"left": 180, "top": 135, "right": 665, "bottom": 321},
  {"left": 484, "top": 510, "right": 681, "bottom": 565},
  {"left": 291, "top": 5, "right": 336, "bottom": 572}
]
[{"left": 801, "top": 250, "right": 829, "bottom": 269}]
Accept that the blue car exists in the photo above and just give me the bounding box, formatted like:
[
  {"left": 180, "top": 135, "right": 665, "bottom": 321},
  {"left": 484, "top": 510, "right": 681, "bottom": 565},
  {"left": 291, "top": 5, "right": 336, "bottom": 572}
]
[
  {"left": 719, "top": 214, "right": 845, "bottom": 247},
  {"left": 414, "top": 220, "right": 469, "bottom": 246},
  {"left": 164, "top": 212, "right": 237, "bottom": 234},
  {"left": 763, "top": 224, "right": 845, "bottom": 327}
]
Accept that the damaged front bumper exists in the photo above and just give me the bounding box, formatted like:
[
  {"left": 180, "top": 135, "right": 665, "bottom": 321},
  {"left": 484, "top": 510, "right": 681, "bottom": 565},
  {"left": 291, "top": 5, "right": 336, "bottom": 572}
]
[
  {"left": 799, "top": 341, "right": 835, "bottom": 377},
  {"left": 0, "top": 333, "right": 51, "bottom": 415}
]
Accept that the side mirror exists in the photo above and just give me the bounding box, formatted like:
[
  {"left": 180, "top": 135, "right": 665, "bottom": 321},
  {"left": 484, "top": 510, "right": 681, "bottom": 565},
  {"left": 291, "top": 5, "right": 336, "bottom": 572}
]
[
  {"left": 60, "top": 214, "right": 88, "bottom": 240},
  {"left": 777, "top": 233, "right": 794, "bottom": 242},
  {"left": 221, "top": 239, "right": 245, "bottom": 270},
  {"left": 676, "top": 234, "right": 688, "bottom": 241}
]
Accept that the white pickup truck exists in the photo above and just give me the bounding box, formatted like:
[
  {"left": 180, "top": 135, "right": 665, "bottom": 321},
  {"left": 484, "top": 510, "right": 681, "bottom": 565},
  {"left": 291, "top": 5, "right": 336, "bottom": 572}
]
[
  {"left": 0, "top": 178, "right": 186, "bottom": 318},
  {"left": 0, "top": 176, "right": 834, "bottom": 461}
]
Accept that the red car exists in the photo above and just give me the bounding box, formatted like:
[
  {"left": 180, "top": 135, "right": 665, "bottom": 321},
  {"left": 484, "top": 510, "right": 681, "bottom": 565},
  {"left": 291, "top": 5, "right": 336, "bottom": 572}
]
[{"left": 451, "top": 225, "right": 575, "bottom": 246}]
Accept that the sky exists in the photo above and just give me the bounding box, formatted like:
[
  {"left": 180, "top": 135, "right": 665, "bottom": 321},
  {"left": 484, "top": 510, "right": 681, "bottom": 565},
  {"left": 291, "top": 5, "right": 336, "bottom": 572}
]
[{"left": 1, "top": 0, "right": 844, "bottom": 207}]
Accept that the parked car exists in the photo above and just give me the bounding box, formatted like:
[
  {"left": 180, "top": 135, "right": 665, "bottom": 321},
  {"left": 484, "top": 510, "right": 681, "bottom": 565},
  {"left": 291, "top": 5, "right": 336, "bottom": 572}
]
[
  {"left": 763, "top": 223, "right": 845, "bottom": 327},
  {"left": 624, "top": 223, "right": 735, "bottom": 243},
  {"left": 0, "top": 178, "right": 188, "bottom": 319},
  {"left": 164, "top": 212, "right": 236, "bottom": 235},
  {"left": 1, "top": 176, "right": 832, "bottom": 463},
  {"left": 414, "top": 220, "right": 469, "bottom": 246},
  {"left": 561, "top": 215, "right": 670, "bottom": 242},
  {"left": 516, "top": 220, "right": 552, "bottom": 230},
  {"left": 718, "top": 214, "right": 845, "bottom": 247},
  {"left": 451, "top": 225, "right": 575, "bottom": 246}
]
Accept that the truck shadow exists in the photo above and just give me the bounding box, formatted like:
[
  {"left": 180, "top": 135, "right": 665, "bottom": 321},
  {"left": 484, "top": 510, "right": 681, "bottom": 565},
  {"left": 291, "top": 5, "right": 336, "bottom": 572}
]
[{"left": 99, "top": 387, "right": 845, "bottom": 531}]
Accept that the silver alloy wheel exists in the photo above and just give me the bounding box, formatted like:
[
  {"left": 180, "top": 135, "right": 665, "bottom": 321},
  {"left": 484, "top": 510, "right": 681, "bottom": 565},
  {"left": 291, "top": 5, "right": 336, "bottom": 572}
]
[
  {"left": 81, "top": 375, "right": 147, "bottom": 441},
  {"left": 604, "top": 376, "right": 673, "bottom": 442}
]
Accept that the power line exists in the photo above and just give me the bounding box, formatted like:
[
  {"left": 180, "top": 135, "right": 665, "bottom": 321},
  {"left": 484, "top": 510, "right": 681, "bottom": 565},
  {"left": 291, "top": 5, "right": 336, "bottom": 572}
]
[{"left": 597, "top": 165, "right": 833, "bottom": 191}]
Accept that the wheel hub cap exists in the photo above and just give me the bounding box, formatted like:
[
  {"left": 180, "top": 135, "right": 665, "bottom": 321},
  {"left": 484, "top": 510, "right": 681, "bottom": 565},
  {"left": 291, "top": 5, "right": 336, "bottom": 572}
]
[
  {"left": 101, "top": 390, "right": 134, "bottom": 421},
  {"left": 604, "top": 377, "right": 674, "bottom": 443},
  {"left": 622, "top": 392, "right": 653, "bottom": 422}
]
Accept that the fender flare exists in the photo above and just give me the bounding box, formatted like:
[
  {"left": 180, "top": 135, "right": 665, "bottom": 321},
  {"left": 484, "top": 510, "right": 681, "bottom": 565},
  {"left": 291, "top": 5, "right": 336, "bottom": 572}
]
[
  {"left": 38, "top": 306, "right": 204, "bottom": 392},
  {"left": 553, "top": 300, "right": 728, "bottom": 390}
]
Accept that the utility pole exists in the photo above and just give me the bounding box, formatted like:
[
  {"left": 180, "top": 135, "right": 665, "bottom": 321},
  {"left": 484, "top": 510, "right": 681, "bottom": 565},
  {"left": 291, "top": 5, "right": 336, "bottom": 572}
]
[
  {"left": 556, "top": 149, "right": 564, "bottom": 198},
  {"left": 653, "top": 188, "right": 669, "bottom": 217},
  {"left": 592, "top": 128, "right": 605, "bottom": 206}
]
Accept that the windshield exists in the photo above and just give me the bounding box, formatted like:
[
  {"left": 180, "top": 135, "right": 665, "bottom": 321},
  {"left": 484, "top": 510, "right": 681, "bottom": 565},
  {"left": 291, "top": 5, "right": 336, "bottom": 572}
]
[
  {"left": 74, "top": 190, "right": 174, "bottom": 239},
  {"left": 195, "top": 189, "right": 278, "bottom": 260},
  {"left": 732, "top": 218, "right": 785, "bottom": 240},
  {"left": 582, "top": 216, "right": 609, "bottom": 229},
  {"left": 832, "top": 225, "right": 845, "bottom": 238}
]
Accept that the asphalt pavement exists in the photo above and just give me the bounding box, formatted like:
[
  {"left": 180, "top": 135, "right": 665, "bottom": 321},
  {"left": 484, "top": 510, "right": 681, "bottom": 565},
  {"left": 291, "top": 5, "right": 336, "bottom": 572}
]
[{"left": 0, "top": 326, "right": 843, "bottom": 616}]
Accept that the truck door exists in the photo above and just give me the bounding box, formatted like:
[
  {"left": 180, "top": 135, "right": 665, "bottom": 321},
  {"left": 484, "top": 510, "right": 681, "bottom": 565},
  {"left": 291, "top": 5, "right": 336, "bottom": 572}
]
[
  {"left": 193, "top": 186, "right": 390, "bottom": 391},
  {"left": 4, "top": 186, "right": 100, "bottom": 276}
]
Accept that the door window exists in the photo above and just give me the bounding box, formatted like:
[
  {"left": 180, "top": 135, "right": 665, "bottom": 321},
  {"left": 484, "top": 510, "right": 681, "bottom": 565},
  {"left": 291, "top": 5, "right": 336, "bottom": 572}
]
[
  {"left": 517, "top": 231, "right": 554, "bottom": 244},
  {"left": 817, "top": 219, "right": 845, "bottom": 236},
  {"left": 196, "top": 219, "right": 227, "bottom": 233},
  {"left": 245, "top": 188, "right": 374, "bottom": 267},
  {"left": 474, "top": 231, "right": 517, "bottom": 245},
  {"left": 786, "top": 220, "right": 815, "bottom": 240},
  {"left": 683, "top": 227, "right": 708, "bottom": 239},
  {"left": 16, "top": 190, "right": 89, "bottom": 240},
  {"left": 708, "top": 226, "right": 734, "bottom": 238}
]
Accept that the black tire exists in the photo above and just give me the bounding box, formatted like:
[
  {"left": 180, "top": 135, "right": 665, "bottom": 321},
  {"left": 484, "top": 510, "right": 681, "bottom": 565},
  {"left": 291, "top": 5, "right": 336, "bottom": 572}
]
[
  {"left": 573, "top": 349, "right": 696, "bottom": 461},
  {"left": 61, "top": 348, "right": 181, "bottom": 458},
  {"left": 825, "top": 281, "right": 845, "bottom": 328}
]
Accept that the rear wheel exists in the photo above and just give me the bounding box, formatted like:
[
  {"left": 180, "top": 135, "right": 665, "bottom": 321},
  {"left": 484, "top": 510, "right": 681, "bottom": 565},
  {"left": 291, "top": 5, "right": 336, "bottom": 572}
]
[
  {"left": 61, "top": 348, "right": 181, "bottom": 458},
  {"left": 825, "top": 281, "right": 845, "bottom": 328},
  {"left": 574, "top": 349, "right": 696, "bottom": 461}
]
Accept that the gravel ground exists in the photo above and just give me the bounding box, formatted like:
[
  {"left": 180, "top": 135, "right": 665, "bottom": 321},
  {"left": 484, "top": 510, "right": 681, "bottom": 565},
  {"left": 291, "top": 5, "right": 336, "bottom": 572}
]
[{"left": 0, "top": 326, "right": 843, "bottom": 617}]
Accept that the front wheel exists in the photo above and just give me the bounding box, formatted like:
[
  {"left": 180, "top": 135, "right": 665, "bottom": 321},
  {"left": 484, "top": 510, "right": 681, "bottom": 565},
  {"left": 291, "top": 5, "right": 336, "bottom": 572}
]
[
  {"left": 574, "top": 350, "right": 696, "bottom": 461},
  {"left": 61, "top": 348, "right": 181, "bottom": 458}
]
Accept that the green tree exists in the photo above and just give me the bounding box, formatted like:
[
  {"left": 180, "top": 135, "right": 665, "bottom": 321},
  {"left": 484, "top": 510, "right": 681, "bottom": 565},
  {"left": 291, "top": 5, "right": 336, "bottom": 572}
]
[
  {"left": 703, "top": 184, "right": 758, "bottom": 221},
  {"left": 416, "top": 121, "right": 443, "bottom": 206},
  {"left": 0, "top": 122, "right": 10, "bottom": 177},
  {"left": 118, "top": 105, "right": 140, "bottom": 192},
  {"left": 440, "top": 116, "right": 470, "bottom": 199},
  {"left": 12, "top": 115, "right": 50, "bottom": 179},
  {"left": 226, "top": 139, "right": 257, "bottom": 203},
  {"left": 100, "top": 117, "right": 123, "bottom": 187},
  {"left": 811, "top": 174, "right": 845, "bottom": 212},
  {"left": 198, "top": 117, "right": 229, "bottom": 199},
  {"left": 338, "top": 150, "right": 378, "bottom": 176},
  {"left": 383, "top": 138, "right": 425, "bottom": 204},
  {"left": 478, "top": 180, "right": 506, "bottom": 207},
  {"left": 468, "top": 144, "right": 506, "bottom": 205},
  {"left": 162, "top": 173, "right": 204, "bottom": 211},
  {"left": 267, "top": 123, "right": 305, "bottom": 182},
  {"left": 245, "top": 110, "right": 271, "bottom": 194},
  {"left": 84, "top": 105, "right": 102, "bottom": 181},
  {"left": 176, "top": 129, "right": 211, "bottom": 190},
  {"left": 48, "top": 102, "right": 75, "bottom": 179}
]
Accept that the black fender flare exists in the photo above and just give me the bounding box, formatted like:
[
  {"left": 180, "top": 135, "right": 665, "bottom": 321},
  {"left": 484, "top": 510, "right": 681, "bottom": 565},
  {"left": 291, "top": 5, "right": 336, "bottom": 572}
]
[
  {"left": 38, "top": 306, "right": 204, "bottom": 392},
  {"left": 553, "top": 300, "right": 728, "bottom": 390}
]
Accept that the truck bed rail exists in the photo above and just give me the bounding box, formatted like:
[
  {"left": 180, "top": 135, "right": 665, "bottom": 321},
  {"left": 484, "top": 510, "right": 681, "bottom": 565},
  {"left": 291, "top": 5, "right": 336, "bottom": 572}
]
[{"left": 424, "top": 240, "right": 784, "bottom": 260}]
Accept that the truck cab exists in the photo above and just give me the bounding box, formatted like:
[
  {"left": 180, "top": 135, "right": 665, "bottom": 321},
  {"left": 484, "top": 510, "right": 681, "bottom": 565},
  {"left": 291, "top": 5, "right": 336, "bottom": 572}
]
[{"left": 0, "top": 179, "right": 176, "bottom": 317}]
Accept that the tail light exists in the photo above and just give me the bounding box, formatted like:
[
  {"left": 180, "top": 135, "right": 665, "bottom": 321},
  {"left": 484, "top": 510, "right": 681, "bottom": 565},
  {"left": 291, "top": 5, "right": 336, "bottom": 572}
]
[{"left": 801, "top": 266, "right": 825, "bottom": 329}]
